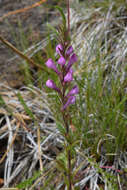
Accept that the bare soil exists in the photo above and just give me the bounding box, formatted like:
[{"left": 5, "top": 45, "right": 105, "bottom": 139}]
[{"left": 0, "top": 0, "right": 60, "bottom": 87}]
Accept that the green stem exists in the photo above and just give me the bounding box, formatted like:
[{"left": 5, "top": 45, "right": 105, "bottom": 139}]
[
  {"left": 68, "top": 148, "right": 72, "bottom": 190},
  {"left": 67, "top": 0, "right": 70, "bottom": 35},
  {"left": 63, "top": 113, "right": 72, "bottom": 190}
]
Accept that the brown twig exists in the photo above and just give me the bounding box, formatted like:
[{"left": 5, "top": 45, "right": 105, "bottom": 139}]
[
  {"left": 0, "top": 35, "right": 48, "bottom": 73},
  {"left": 37, "top": 126, "right": 43, "bottom": 172},
  {"left": 0, "top": 0, "right": 47, "bottom": 22}
]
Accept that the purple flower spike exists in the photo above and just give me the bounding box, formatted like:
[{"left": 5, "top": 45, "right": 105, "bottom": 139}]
[
  {"left": 56, "top": 44, "right": 63, "bottom": 56},
  {"left": 46, "top": 58, "right": 60, "bottom": 74},
  {"left": 64, "top": 69, "right": 73, "bottom": 82},
  {"left": 67, "top": 85, "right": 79, "bottom": 97},
  {"left": 66, "top": 53, "right": 78, "bottom": 71},
  {"left": 58, "top": 56, "right": 66, "bottom": 66},
  {"left": 66, "top": 46, "right": 73, "bottom": 56},
  {"left": 46, "top": 79, "right": 60, "bottom": 93},
  {"left": 62, "top": 96, "right": 76, "bottom": 110}
]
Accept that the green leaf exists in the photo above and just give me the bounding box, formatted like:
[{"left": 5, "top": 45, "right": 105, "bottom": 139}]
[
  {"left": 16, "top": 171, "right": 41, "bottom": 189},
  {"left": 47, "top": 23, "right": 59, "bottom": 36},
  {"left": 0, "top": 95, "right": 13, "bottom": 114},
  {"left": 56, "top": 122, "right": 66, "bottom": 135},
  {"left": 17, "top": 92, "right": 35, "bottom": 120},
  {"left": 0, "top": 95, "right": 6, "bottom": 107},
  {"left": 55, "top": 6, "right": 66, "bottom": 27},
  {"left": 56, "top": 152, "right": 67, "bottom": 172}
]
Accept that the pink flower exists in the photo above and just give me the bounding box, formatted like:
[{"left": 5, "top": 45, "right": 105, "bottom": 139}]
[
  {"left": 46, "top": 79, "right": 60, "bottom": 93},
  {"left": 66, "top": 46, "right": 73, "bottom": 56},
  {"left": 62, "top": 96, "right": 76, "bottom": 110},
  {"left": 71, "top": 53, "right": 77, "bottom": 62},
  {"left": 58, "top": 56, "right": 66, "bottom": 66},
  {"left": 66, "top": 85, "right": 79, "bottom": 97},
  {"left": 56, "top": 44, "right": 63, "bottom": 56},
  {"left": 66, "top": 53, "right": 78, "bottom": 71},
  {"left": 64, "top": 68, "right": 73, "bottom": 82},
  {"left": 45, "top": 58, "right": 60, "bottom": 75}
]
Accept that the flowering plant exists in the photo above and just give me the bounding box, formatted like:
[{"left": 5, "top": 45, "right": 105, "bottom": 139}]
[{"left": 45, "top": 2, "right": 78, "bottom": 190}]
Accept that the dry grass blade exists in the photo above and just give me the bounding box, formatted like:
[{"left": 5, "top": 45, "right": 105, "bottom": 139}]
[
  {"left": 0, "top": 119, "right": 16, "bottom": 136},
  {"left": 0, "top": 122, "right": 20, "bottom": 165},
  {"left": 0, "top": 82, "right": 63, "bottom": 188},
  {"left": 37, "top": 126, "right": 43, "bottom": 172}
]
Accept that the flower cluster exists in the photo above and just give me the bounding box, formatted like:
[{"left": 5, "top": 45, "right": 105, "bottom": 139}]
[{"left": 45, "top": 44, "right": 79, "bottom": 110}]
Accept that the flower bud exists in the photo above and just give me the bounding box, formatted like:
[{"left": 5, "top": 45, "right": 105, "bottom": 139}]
[
  {"left": 66, "top": 53, "right": 78, "bottom": 71},
  {"left": 58, "top": 56, "right": 66, "bottom": 66},
  {"left": 62, "top": 96, "right": 76, "bottom": 110},
  {"left": 66, "top": 46, "right": 73, "bottom": 56},
  {"left": 64, "top": 68, "right": 73, "bottom": 82},
  {"left": 67, "top": 85, "right": 79, "bottom": 97},
  {"left": 45, "top": 58, "right": 60, "bottom": 74},
  {"left": 56, "top": 44, "right": 63, "bottom": 56},
  {"left": 46, "top": 79, "right": 60, "bottom": 93}
]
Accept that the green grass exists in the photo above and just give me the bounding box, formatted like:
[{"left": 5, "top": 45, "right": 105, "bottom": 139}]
[{"left": 74, "top": 56, "right": 127, "bottom": 155}]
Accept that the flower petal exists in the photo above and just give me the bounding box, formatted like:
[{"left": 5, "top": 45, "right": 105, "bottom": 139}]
[
  {"left": 45, "top": 58, "right": 60, "bottom": 74},
  {"left": 46, "top": 79, "right": 60, "bottom": 93},
  {"left": 66, "top": 53, "right": 78, "bottom": 71},
  {"left": 62, "top": 96, "right": 76, "bottom": 110},
  {"left": 58, "top": 56, "right": 66, "bottom": 66},
  {"left": 66, "top": 46, "right": 73, "bottom": 56},
  {"left": 67, "top": 85, "right": 79, "bottom": 97},
  {"left": 56, "top": 44, "right": 63, "bottom": 56},
  {"left": 64, "top": 69, "right": 73, "bottom": 82}
]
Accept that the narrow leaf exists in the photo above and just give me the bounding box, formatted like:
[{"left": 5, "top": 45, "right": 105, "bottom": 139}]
[
  {"left": 0, "top": 95, "right": 6, "bottom": 107},
  {"left": 55, "top": 6, "right": 66, "bottom": 27},
  {"left": 17, "top": 92, "right": 35, "bottom": 120}
]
